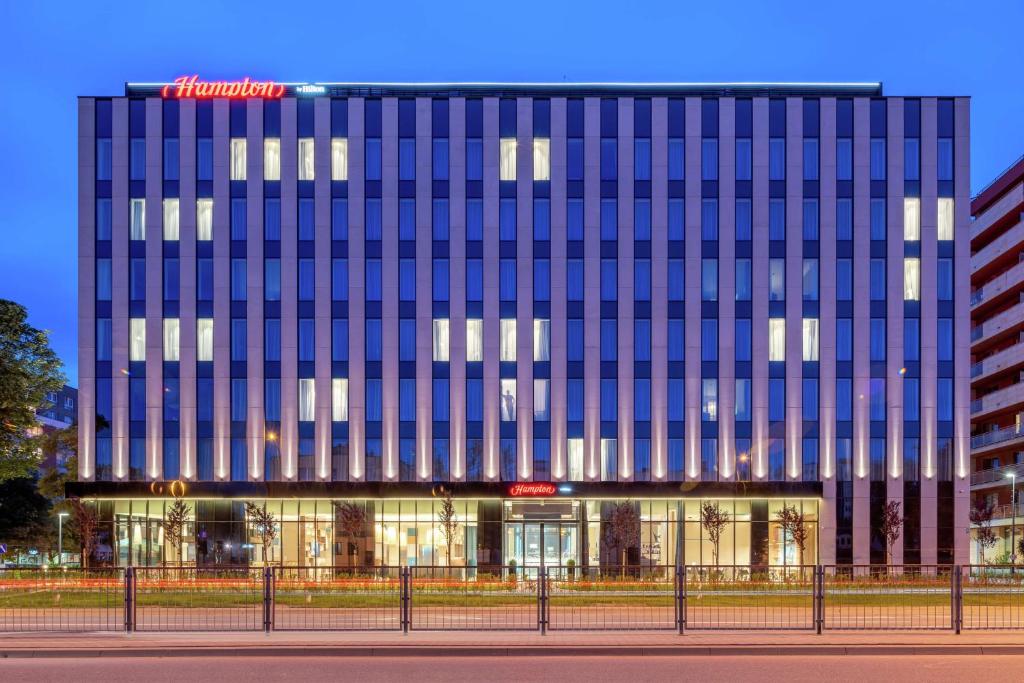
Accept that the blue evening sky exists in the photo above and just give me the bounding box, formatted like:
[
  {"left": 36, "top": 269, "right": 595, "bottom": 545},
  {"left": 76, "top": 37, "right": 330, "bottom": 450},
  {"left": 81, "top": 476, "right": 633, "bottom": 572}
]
[{"left": 1, "top": 0, "right": 1021, "bottom": 382}]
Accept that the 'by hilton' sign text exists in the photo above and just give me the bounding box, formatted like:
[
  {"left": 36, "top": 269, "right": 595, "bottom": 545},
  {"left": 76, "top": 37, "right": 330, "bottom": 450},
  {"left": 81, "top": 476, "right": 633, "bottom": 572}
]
[
  {"left": 161, "top": 75, "right": 285, "bottom": 99},
  {"left": 507, "top": 482, "right": 558, "bottom": 497}
]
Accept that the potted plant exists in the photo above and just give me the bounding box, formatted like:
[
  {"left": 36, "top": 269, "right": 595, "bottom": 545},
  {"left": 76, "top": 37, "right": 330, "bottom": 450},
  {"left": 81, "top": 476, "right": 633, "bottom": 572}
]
[
  {"left": 566, "top": 558, "right": 576, "bottom": 582},
  {"left": 508, "top": 559, "right": 518, "bottom": 584}
]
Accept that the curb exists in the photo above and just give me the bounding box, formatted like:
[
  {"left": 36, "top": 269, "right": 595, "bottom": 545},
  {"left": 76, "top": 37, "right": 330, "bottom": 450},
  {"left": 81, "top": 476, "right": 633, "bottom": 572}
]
[{"left": 5, "top": 645, "right": 1024, "bottom": 658}]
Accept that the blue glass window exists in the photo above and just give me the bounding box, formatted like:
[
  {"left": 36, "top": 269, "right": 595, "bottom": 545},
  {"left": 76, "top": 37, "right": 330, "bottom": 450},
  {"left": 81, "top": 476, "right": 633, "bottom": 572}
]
[
  {"left": 836, "top": 259, "right": 852, "bottom": 300},
  {"left": 701, "top": 138, "right": 718, "bottom": 180},
  {"left": 567, "top": 319, "right": 584, "bottom": 362},
  {"left": 870, "top": 319, "right": 886, "bottom": 361},
  {"left": 802, "top": 199, "right": 819, "bottom": 240},
  {"left": 668, "top": 379, "right": 685, "bottom": 422},
  {"left": 735, "top": 319, "right": 752, "bottom": 361},
  {"left": 836, "top": 378, "right": 852, "bottom": 421},
  {"left": 601, "top": 199, "right": 617, "bottom": 240},
  {"left": 600, "top": 379, "right": 617, "bottom": 422},
  {"left": 298, "top": 199, "right": 314, "bottom": 240},
  {"left": 466, "top": 139, "right": 483, "bottom": 181},
  {"left": 534, "top": 259, "right": 550, "bottom": 301},
  {"left": 231, "top": 379, "right": 247, "bottom": 422},
  {"left": 904, "top": 377, "right": 920, "bottom": 421},
  {"left": 365, "top": 198, "right": 382, "bottom": 241},
  {"left": 803, "top": 139, "right": 819, "bottom": 180},
  {"left": 332, "top": 199, "right": 348, "bottom": 240},
  {"left": 869, "top": 378, "right": 886, "bottom": 421},
  {"left": 668, "top": 199, "right": 684, "bottom": 241},
  {"left": 366, "top": 379, "right": 382, "bottom": 421},
  {"left": 433, "top": 379, "right": 449, "bottom": 421},
  {"left": 634, "top": 379, "right": 651, "bottom": 421},
  {"left": 802, "top": 378, "right": 818, "bottom": 421},
  {"left": 735, "top": 199, "right": 752, "bottom": 240},
  {"left": 769, "top": 379, "right": 785, "bottom": 422},
  {"left": 701, "top": 319, "right": 717, "bottom": 362},
  {"left": 499, "top": 198, "right": 516, "bottom": 241},
  {"left": 567, "top": 138, "right": 584, "bottom": 181},
  {"left": 769, "top": 199, "right": 785, "bottom": 240},
  {"left": 567, "top": 379, "right": 584, "bottom": 422},
  {"left": 332, "top": 259, "right": 348, "bottom": 301},
  {"left": 264, "top": 199, "right": 281, "bottom": 240},
  {"left": 668, "top": 319, "right": 685, "bottom": 362},
  {"left": 668, "top": 138, "right": 685, "bottom": 180},
  {"left": 433, "top": 259, "right": 449, "bottom": 301},
  {"left": 904, "top": 319, "right": 920, "bottom": 361},
  {"left": 600, "top": 319, "right": 617, "bottom": 362},
  {"left": 365, "top": 259, "right": 382, "bottom": 301},
  {"left": 668, "top": 260, "right": 685, "bottom": 301},
  {"left": 466, "top": 199, "right": 483, "bottom": 241},
  {"left": 701, "top": 199, "right": 718, "bottom": 240},
  {"left": 836, "top": 319, "right": 852, "bottom": 362},
  {"left": 870, "top": 199, "right": 886, "bottom": 241},
  {"left": 600, "top": 259, "right": 617, "bottom": 300},
  {"left": 634, "top": 319, "right": 651, "bottom": 362},
  {"left": 735, "top": 378, "right": 751, "bottom": 421},
  {"left": 534, "top": 199, "right": 550, "bottom": 241},
  {"left": 230, "top": 259, "right": 246, "bottom": 301},
  {"left": 433, "top": 199, "right": 449, "bottom": 241},
  {"left": 567, "top": 199, "right": 584, "bottom": 241},
  {"left": 735, "top": 259, "right": 752, "bottom": 300},
  {"left": 466, "top": 259, "right": 483, "bottom": 302},
  {"left": 365, "top": 319, "right": 382, "bottom": 361},
  {"left": 836, "top": 199, "right": 853, "bottom": 241},
  {"left": 735, "top": 139, "right": 751, "bottom": 181},
  {"left": 231, "top": 319, "right": 246, "bottom": 362},
  {"left": 399, "top": 199, "right": 415, "bottom": 241},
  {"left": 499, "top": 259, "right": 516, "bottom": 301},
  {"left": 231, "top": 199, "right": 247, "bottom": 241},
  {"left": 768, "top": 138, "right": 785, "bottom": 180},
  {"left": 399, "top": 319, "right": 416, "bottom": 361},
  {"left": 264, "top": 319, "right": 281, "bottom": 361},
  {"left": 467, "top": 379, "right": 483, "bottom": 421},
  {"left": 600, "top": 138, "right": 617, "bottom": 180},
  {"left": 195, "top": 259, "right": 212, "bottom": 301},
  {"left": 634, "top": 259, "right": 651, "bottom": 301},
  {"left": 634, "top": 199, "right": 651, "bottom": 241},
  {"left": 298, "top": 319, "right": 314, "bottom": 361},
  {"left": 297, "top": 259, "right": 314, "bottom": 301},
  {"left": 332, "top": 319, "right": 348, "bottom": 361}
]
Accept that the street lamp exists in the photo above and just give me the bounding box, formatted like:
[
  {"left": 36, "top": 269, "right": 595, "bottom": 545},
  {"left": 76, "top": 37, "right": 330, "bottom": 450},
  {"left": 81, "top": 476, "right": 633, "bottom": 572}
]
[
  {"left": 1008, "top": 472, "right": 1018, "bottom": 565},
  {"left": 57, "top": 512, "right": 69, "bottom": 567}
]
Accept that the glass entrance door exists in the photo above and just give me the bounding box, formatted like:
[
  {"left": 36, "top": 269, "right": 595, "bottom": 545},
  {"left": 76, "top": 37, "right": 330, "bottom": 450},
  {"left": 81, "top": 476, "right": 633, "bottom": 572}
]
[{"left": 504, "top": 522, "right": 577, "bottom": 568}]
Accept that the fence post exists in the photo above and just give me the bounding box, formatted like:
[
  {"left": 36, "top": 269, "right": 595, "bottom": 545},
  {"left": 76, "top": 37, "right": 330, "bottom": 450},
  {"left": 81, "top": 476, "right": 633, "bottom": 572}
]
[
  {"left": 952, "top": 565, "right": 962, "bottom": 635},
  {"left": 263, "top": 566, "right": 273, "bottom": 634},
  {"left": 814, "top": 566, "right": 824, "bottom": 635},
  {"left": 401, "top": 567, "right": 410, "bottom": 634},
  {"left": 538, "top": 566, "right": 547, "bottom": 635},
  {"left": 124, "top": 566, "right": 134, "bottom": 633},
  {"left": 676, "top": 565, "right": 685, "bottom": 635}
]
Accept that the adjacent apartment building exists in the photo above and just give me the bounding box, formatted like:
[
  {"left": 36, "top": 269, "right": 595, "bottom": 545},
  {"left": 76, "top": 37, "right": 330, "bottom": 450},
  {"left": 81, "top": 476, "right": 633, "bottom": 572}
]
[
  {"left": 72, "top": 79, "right": 971, "bottom": 569},
  {"left": 970, "top": 155, "right": 1024, "bottom": 562}
]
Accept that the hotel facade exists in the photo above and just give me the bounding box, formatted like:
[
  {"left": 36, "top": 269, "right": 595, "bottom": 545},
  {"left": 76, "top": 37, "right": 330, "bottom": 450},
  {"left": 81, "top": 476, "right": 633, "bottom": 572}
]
[{"left": 73, "top": 80, "right": 972, "bottom": 569}]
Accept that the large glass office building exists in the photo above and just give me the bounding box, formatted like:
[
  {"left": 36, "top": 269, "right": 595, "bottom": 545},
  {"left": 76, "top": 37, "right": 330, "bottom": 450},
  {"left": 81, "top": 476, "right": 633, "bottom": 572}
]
[{"left": 73, "top": 79, "right": 971, "bottom": 569}]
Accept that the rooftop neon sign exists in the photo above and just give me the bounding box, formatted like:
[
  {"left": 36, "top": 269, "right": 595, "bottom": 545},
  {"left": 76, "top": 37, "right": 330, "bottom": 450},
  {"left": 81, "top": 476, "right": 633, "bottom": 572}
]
[{"left": 161, "top": 75, "right": 285, "bottom": 99}]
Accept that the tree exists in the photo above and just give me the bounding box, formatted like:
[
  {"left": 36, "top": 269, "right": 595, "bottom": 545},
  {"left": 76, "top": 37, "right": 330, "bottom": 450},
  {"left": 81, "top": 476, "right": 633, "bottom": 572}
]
[
  {"left": 700, "top": 502, "right": 731, "bottom": 566},
  {"left": 1017, "top": 536, "right": 1024, "bottom": 566},
  {"left": 245, "top": 502, "right": 278, "bottom": 566},
  {"left": 0, "top": 300, "right": 65, "bottom": 482},
  {"left": 606, "top": 501, "right": 640, "bottom": 572},
  {"left": 880, "top": 500, "right": 904, "bottom": 566},
  {"left": 161, "top": 498, "right": 191, "bottom": 565},
  {"left": 775, "top": 505, "right": 810, "bottom": 567},
  {"left": 970, "top": 501, "right": 998, "bottom": 564},
  {"left": 69, "top": 497, "right": 97, "bottom": 569},
  {"left": 0, "top": 477, "right": 53, "bottom": 559},
  {"left": 334, "top": 502, "right": 367, "bottom": 566},
  {"left": 436, "top": 490, "right": 459, "bottom": 567}
]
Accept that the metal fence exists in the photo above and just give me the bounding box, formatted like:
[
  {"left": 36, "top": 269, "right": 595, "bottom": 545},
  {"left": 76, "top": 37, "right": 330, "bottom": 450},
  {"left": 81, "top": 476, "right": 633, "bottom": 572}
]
[
  {"left": 4, "top": 564, "right": 1024, "bottom": 634},
  {"left": 0, "top": 568, "right": 125, "bottom": 632}
]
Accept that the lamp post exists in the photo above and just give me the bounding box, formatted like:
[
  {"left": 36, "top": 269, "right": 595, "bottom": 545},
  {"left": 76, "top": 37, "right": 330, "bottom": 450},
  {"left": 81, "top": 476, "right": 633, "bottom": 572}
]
[
  {"left": 57, "top": 512, "right": 69, "bottom": 567},
  {"left": 1008, "top": 472, "right": 1018, "bottom": 566}
]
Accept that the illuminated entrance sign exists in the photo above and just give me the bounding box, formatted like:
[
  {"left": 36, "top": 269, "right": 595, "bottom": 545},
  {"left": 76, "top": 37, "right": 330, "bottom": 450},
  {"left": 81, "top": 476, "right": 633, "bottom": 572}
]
[
  {"left": 296, "top": 84, "right": 326, "bottom": 96},
  {"left": 161, "top": 75, "right": 285, "bottom": 99},
  {"left": 508, "top": 482, "right": 558, "bottom": 497}
]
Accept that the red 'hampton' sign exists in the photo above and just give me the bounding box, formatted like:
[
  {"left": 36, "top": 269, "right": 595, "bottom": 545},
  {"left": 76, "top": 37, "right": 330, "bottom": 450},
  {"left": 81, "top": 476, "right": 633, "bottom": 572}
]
[
  {"left": 161, "top": 75, "right": 285, "bottom": 99},
  {"left": 507, "top": 482, "right": 558, "bottom": 497}
]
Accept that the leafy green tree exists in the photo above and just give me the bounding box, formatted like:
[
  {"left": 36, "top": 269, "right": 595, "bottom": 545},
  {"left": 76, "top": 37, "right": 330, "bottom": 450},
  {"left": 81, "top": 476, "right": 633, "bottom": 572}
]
[
  {"left": 0, "top": 477, "right": 54, "bottom": 558},
  {"left": 0, "top": 300, "right": 65, "bottom": 481}
]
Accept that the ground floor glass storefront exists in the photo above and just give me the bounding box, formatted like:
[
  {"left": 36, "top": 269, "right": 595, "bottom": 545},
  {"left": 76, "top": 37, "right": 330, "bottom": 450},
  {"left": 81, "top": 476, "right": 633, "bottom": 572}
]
[{"left": 90, "top": 497, "right": 818, "bottom": 569}]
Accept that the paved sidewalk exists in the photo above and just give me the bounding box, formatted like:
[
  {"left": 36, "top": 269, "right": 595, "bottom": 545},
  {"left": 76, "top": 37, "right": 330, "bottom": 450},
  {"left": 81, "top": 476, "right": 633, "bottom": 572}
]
[{"left": 4, "top": 631, "right": 1024, "bottom": 658}]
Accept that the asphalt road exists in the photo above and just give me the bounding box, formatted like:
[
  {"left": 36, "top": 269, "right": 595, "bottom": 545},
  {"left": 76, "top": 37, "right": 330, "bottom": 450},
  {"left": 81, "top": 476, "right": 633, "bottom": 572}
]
[{"left": 2, "top": 655, "right": 1023, "bottom": 682}]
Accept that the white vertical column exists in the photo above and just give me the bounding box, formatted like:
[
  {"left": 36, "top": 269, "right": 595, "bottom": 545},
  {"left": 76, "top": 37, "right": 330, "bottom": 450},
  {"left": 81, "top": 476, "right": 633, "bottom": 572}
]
[
  {"left": 650, "top": 98, "right": 668, "bottom": 482},
  {"left": 415, "top": 98, "right": 434, "bottom": 482},
  {"left": 145, "top": 98, "right": 164, "bottom": 481},
  {"left": 449, "top": 98, "right": 467, "bottom": 481},
  {"left": 583, "top": 98, "right": 601, "bottom": 481},
  {"left": 785, "top": 98, "right": 803, "bottom": 482},
  {"left": 78, "top": 98, "right": 97, "bottom": 481},
  {"left": 549, "top": 98, "right": 568, "bottom": 481},
  {"left": 886, "top": 98, "right": 906, "bottom": 564},
  {"left": 516, "top": 98, "right": 534, "bottom": 481},
  {"left": 314, "top": 98, "right": 332, "bottom": 481},
  {"left": 751, "top": 98, "right": 769, "bottom": 481},
  {"left": 381, "top": 98, "right": 399, "bottom": 481},
  {"left": 718, "top": 98, "right": 736, "bottom": 481},
  {"left": 179, "top": 100, "right": 197, "bottom": 481},
  {"left": 347, "top": 99, "right": 366, "bottom": 481},
  {"left": 617, "top": 98, "right": 634, "bottom": 481},
  {"left": 212, "top": 99, "right": 231, "bottom": 481},
  {"left": 683, "top": 97, "right": 701, "bottom": 481},
  {"left": 110, "top": 98, "right": 129, "bottom": 481},
  {"left": 920, "top": 98, "right": 939, "bottom": 564},
  {"left": 852, "top": 98, "right": 871, "bottom": 565},
  {"left": 279, "top": 98, "right": 298, "bottom": 481},
  {"left": 245, "top": 100, "right": 265, "bottom": 480},
  {"left": 952, "top": 97, "right": 971, "bottom": 565},
  {"left": 818, "top": 97, "right": 838, "bottom": 565},
  {"left": 482, "top": 98, "right": 500, "bottom": 481}
]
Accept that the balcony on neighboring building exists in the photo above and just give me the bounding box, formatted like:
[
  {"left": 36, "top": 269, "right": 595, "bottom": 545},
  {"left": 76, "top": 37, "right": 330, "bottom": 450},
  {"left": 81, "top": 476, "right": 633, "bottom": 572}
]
[
  {"left": 972, "top": 218, "right": 1024, "bottom": 276},
  {"left": 971, "top": 383, "right": 1024, "bottom": 421},
  {"left": 971, "top": 301, "right": 1024, "bottom": 350},
  {"left": 971, "top": 341, "right": 1024, "bottom": 384},
  {"left": 970, "top": 259, "right": 1024, "bottom": 310},
  {"left": 972, "top": 461, "right": 1024, "bottom": 489}
]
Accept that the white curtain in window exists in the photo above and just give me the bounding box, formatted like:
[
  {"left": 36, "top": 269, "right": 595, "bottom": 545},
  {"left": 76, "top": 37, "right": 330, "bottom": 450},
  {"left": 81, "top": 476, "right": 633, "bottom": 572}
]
[
  {"left": 500, "top": 319, "right": 517, "bottom": 362},
  {"left": 331, "top": 138, "right": 348, "bottom": 181},
  {"left": 601, "top": 439, "right": 617, "bottom": 481},
  {"left": 499, "top": 138, "right": 517, "bottom": 181},
  {"left": 904, "top": 258, "right": 921, "bottom": 301},
  {"left": 466, "top": 319, "right": 483, "bottom": 362},
  {"left": 903, "top": 197, "right": 921, "bottom": 241},
  {"left": 230, "top": 138, "right": 247, "bottom": 180},
  {"left": 802, "top": 318, "right": 820, "bottom": 361},
  {"left": 197, "top": 318, "right": 213, "bottom": 361},
  {"left": 534, "top": 379, "right": 550, "bottom": 420},
  {"left": 163, "top": 199, "right": 179, "bottom": 241},
  {"left": 196, "top": 199, "right": 213, "bottom": 241},
  {"left": 432, "top": 319, "right": 450, "bottom": 361},
  {"left": 129, "top": 319, "right": 145, "bottom": 361},
  {"left": 130, "top": 199, "right": 145, "bottom": 240},
  {"left": 937, "top": 198, "right": 954, "bottom": 241},
  {"left": 163, "top": 319, "right": 180, "bottom": 361},
  {"left": 533, "top": 138, "right": 550, "bottom": 180},
  {"left": 769, "top": 319, "right": 786, "bottom": 361},
  {"left": 299, "top": 378, "right": 315, "bottom": 422},
  {"left": 264, "top": 138, "right": 281, "bottom": 180},
  {"left": 298, "top": 138, "right": 315, "bottom": 180},
  {"left": 567, "top": 438, "right": 584, "bottom": 482},
  {"left": 533, "top": 319, "right": 550, "bottom": 361},
  {"left": 332, "top": 378, "right": 348, "bottom": 422},
  {"left": 500, "top": 379, "right": 516, "bottom": 421}
]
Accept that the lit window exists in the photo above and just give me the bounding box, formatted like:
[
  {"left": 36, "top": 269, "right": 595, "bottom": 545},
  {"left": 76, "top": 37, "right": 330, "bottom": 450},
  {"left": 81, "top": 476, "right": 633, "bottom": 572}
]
[
  {"left": 197, "top": 318, "right": 213, "bottom": 361},
  {"left": 129, "top": 319, "right": 145, "bottom": 361},
  {"left": 332, "top": 378, "right": 348, "bottom": 422},
  {"left": 230, "top": 138, "right": 246, "bottom": 180},
  {"left": 331, "top": 138, "right": 348, "bottom": 181},
  {"left": 802, "top": 318, "right": 819, "bottom": 361},
  {"left": 938, "top": 198, "right": 954, "bottom": 241},
  {"left": 264, "top": 138, "right": 281, "bottom": 180},
  {"left": 567, "top": 438, "right": 584, "bottom": 482},
  {"left": 601, "top": 439, "right": 617, "bottom": 481},
  {"left": 196, "top": 199, "right": 213, "bottom": 241},
  {"left": 298, "top": 138, "right": 315, "bottom": 180},
  {"left": 701, "top": 379, "right": 718, "bottom": 422},
  {"left": 499, "top": 138, "right": 517, "bottom": 181},
  {"left": 500, "top": 319, "right": 517, "bottom": 361},
  {"left": 163, "top": 319, "right": 179, "bottom": 361},
  {"left": 432, "top": 319, "right": 450, "bottom": 362},
  {"left": 769, "top": 319, "right": 786, "bottom": 361},
  {"left": 533, "top": 138, "right": 550, "bottom": 180},
  {"left": 533, "top": 319, "right": 550, "bottom": 361},
  {"left": 163, "top": 199, "right": 179, "bottom": 241},
  {"left": 299, "top": 378, "right": 315, "bottom": 422},
  {"left": 904, "top": 258, "right": 921, "bottom": 301},
  {"left": 466, "top": 319, "right": 483, "bottom": 362},
  {"left": 534, "top": 379, "right": 550, "bottom": 420},
  {"left": 500, "top": 379, "right": 517, "bottom": 421},
  {"left": 903, "top": 197, "right": 920, "bottom": 241},
  {"left": 130, "top": 199, "right": 145, "bottom": 240}
]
